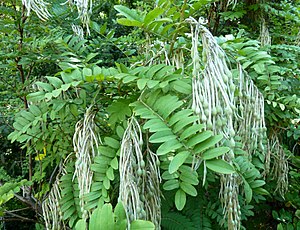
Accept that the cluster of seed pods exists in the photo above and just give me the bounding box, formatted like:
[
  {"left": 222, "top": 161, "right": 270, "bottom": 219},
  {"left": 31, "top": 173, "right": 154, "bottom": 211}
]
[
  {"left": 22, "top": 0, "right": 51, "bottom": 21},
  {"left": 187, "top": 17, "right": 242, "bottom": 230},
  {"left": 73, "top": 107, "right": 101, "bottom": 221},
  {"left": 220, "top": 174, "right": 241, "bottom": 230},
  {"left": 187, "top": 17, "right": 272, "bottom": 229},
  {"left": 260, "top": 18, "right": 271, "bottom": 47},
  {"left": 42, "top": 175, "right": 64, "bottom": 230},
  {"left": 119, "top": 117, "right": 161, "bottom": 229},
  {"left": 72, "top": 24, "right": 84, "bottom": 40},
  {"left": 235, "top": 64, "right": 267, "bottom": 159},
  {"left": 269, "top": 135, "right": 289, "bottom": 197}
]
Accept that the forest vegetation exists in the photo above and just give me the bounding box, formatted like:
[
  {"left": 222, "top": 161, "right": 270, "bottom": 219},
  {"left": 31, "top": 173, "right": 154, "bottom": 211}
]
[{"left": 0, "top": 0, "right": 299, "bottom": 229}]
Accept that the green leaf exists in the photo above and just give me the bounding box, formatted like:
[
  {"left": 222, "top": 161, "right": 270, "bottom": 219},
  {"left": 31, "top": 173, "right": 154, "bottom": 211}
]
[
  {"left": 75, "top": 220, "right": 86, "bottom": 230},
  {"left": 52, "top": 88, "right": 63, "bottom": 98},
  {"left": 116, "top": 126, "right": 125, "bottom": 139},
  {"left": 15, "top": 117, "right": 29, "bottom": 126},
  {"left": 156, "top": 96, "right": 183, "bottom": 119},
  {"left": 97, "top": 204, "right": 114, "bottom": 230},
  {"left": 252, "top": 187, "right": 270, "bottom": 196},
  {"left": 194, "top": 135, "right": 223, "bottom": 153},
  {"left": 169, "top": 151, "right": 190, "bottom": 174},
  {"left": 186, "top": 131, "right": 213, "bottom": 148},
  {"left": 156, "top": 139, "right": 183, "bottom": 155},
  {"left": 277, "top": 223, "right": 284, "bottom": 230},
  {"left": 63, "top": 206, "right": 76, "bottom": 220},
  {"left": 117, "top": 18, "right": 143, "bottom": 27},
  {"left": 46, "top": 76, "right": 63, "bottom": 88},
  {"left": 107, "top": 99, "right": 132, "bottom": 126},
  {"left": 27, "top": 91, "right": 45, "bottom": 102},
  {"left": 147, "top": 80, "right": 160, "bottom": 88},
  {"left": 89, "top": 205, "right": 101, "bottom": 230},
  {"left": 20, "top": 110, "right": 35, "bottom": 120},
  {"left": 144, "top": 8, "right": 164, "bottom": 25},
  {"left": 153, "top": 65, "right": 174, "bottom": 79},
  {"left": 137, "top": 78, "right": 149, "bottom": 90},
  {"left": 98, "top": 146, "right": 116, "bottom": 158},
  {"left": 133, "top": 102, "right": 156, "bottom": 119},
  {"left": 202, "top": 147, "right": 230, "bottom": 160},
  {"left": 53, "top": 100, "right": 67, "bottom": 112},
  {"left": 169, "top": 109, "right": 193, "bottom": 126},
  {"left": 149, "top": 130, "right": 176, "bottom": 143},
  {"left": 175, "top": 189, "right": 186, "bottom": 211},
  {"left": 172, "top": 79, "right": 192, "bottom": 94},
  {"left": 104, "top": 137, "right": 120, "bottom": 149},
  {"left": 130, "top": 220, "right": 155, "bottom": 230},
  {"left": 162, "top": 171, "right": 178, "bottom": 180},
  {"left": 106, "top": 167, "right": 114, "bottom": 181},
  {"left": 179, "top": 124, "right": 205, "bottom": 140},
  {"left": 145, "top": 64, "right": 166, "bottom": 79},
  {"left": 36, "top": 82, "right": 54, "bottom": 92},
  {"left": 17, "top": 134, "right": 30, "bottom": 143},
  {"left": 163, "top": 179, "right": 179, "bottom": 190},
  {"left": 110, "top": 157, "right": 118, "bottom": 170},
  {"left": 29, "top": 105, "right": 42, "bottom": 116},
  {"left": 179, "top": 166, "right": 199, "bottom": 185},
  {"left": 180, "top": 182, "right": 197, "bottom": 197},
  {"left": 61, "top": 83, "right": 72, "bottom": 91},
  {"left": 143, "top": 119, "right": 169, "bottom": 132},
  {"left": 205, "top": 159, "right": 235, "bottom": 174},
  {"left": 114, "top": 202, "right": 126, "bottom": 222},
  {"left": 123, "top": 75, "right": 138, "bottom": 83},
  {"left": 172, "top": 115, "right": 198, "bottom": 133},
  {"left": 61, "top": 200, "right": 75, "bottom": 212},
  {"left": 69, "top": 104, "right": 78, "bottom": 117},
  {"left": 295, "top": 210, "right": 300, "bottom": 219},
  {"left": 249, "top": 180, "right": 265, "bottom": 188},
  {"left": 243, "top": 180, "right": 252, "bottom": 203},
  {"left": 114, "top": 5, "right": 143, "bottom": 22}
]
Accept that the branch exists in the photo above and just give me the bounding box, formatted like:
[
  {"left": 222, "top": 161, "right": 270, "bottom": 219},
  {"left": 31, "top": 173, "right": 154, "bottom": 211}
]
[
  {"left": 48, "top": 162, "right": 61, "bottom": 188},
  {"left": 0, "top": 218, "right": 36, "bottom": 223},
  {"left": 4, "top": 210, "right": 37, "bottom": 223},
  {"left": 14, "top": 193, "right": 43, "bottom": 215},
  {"left": 5, "top": 207, "right": 31, "bottom": 213},
  {"left": 26, "top": 63, "right": 35, "bottom": 81}
]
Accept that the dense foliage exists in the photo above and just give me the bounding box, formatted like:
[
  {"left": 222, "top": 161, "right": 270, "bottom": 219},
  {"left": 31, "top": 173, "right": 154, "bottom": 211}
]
[{"left": 0, "top": 0, "right": 299, "bottom": 230}]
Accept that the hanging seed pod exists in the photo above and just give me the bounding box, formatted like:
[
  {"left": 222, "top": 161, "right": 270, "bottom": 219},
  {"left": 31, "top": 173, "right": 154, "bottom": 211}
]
[
  {"left": 72, "top": 24, "right": 84, "bottom": 40},
  {"left": 187, "top": 17, "right": 241, "bottom": 230},
  {"left": 187, "top": 17, "right": 235, "bottom": 140},
  {"left": 61, "top": 0, "right": 93, "bottom": 35},
  {"left": 42, "top": 162, "right": 65, "bottom": 230},
  {"left": 144, "top": 147, "right": 162, "bottom": 228},
  {"left": 259, "top": 17, "right": 271, "bottom": 47},
  {"left": 220, "top": 174, "right": 241, "bottom": 230},
  {"left": 269, "top": 135, "right": 289, "bottom": 197},
  {"left": 22, "top": 0, "right": 51, "bottom": 21},
  {"left": 119, "top": 117, "right": 161, "bottom": 229},
  {"left": 73, "top": 106, "right": 101, "bottom": 221},
  {"left": 234, "top": 64, "right": 268, "bottom": 159}
]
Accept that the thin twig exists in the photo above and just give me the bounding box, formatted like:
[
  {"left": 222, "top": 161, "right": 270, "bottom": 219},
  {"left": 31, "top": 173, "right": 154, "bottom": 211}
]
[{"left": 4, "top": 210, "right": 37, "bottom": 222}]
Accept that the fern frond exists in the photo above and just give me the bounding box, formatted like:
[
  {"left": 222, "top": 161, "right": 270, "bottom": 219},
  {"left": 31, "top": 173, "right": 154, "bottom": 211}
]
[
  {"left": 184, "top": 196, "right": 213, "bottom": 230},
  {"left": 161, "top": 212, "right": 197, "bottom": 230}
]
